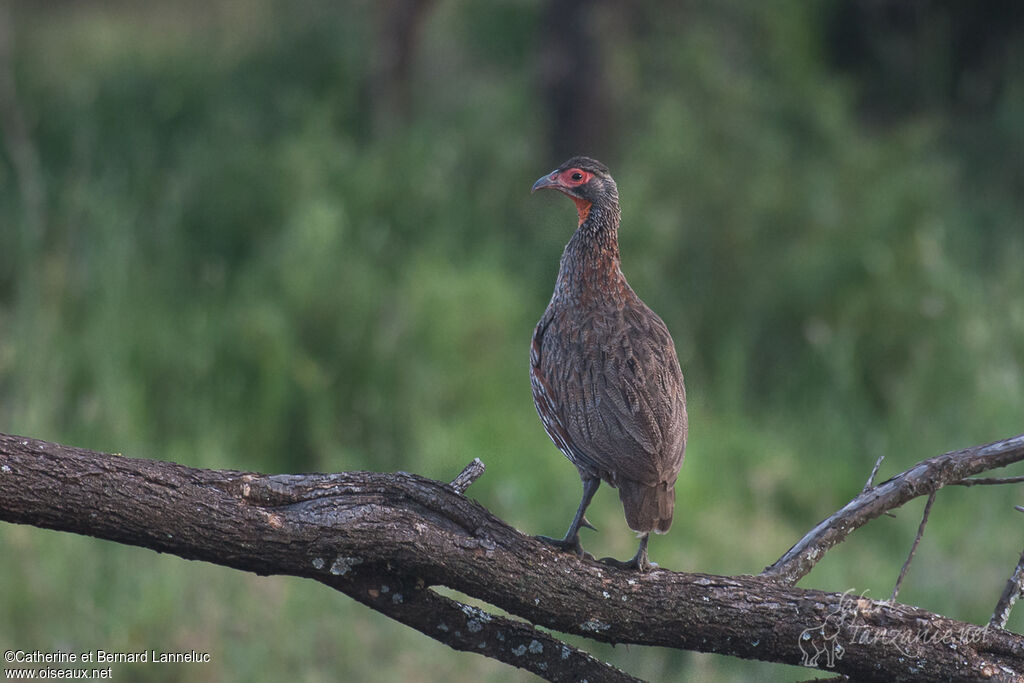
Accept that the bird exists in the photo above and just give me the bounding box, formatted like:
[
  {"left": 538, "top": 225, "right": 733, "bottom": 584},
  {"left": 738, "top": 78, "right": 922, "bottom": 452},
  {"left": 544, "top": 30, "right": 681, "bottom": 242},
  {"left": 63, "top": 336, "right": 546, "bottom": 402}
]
[{"left": 529, "top": 156, "right": 687, "bottom": 571}]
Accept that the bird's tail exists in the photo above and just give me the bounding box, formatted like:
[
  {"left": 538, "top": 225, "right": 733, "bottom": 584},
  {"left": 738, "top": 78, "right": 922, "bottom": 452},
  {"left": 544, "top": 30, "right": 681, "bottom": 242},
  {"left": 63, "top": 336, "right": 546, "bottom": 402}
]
[{"left": 617, "top": 479, "right": 675, "bottom": 534}]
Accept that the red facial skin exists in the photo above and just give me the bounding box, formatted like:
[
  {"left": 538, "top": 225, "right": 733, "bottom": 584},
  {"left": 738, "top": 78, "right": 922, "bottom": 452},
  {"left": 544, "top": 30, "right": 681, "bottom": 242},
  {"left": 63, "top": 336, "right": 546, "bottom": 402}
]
[{"left": 549, "top": 168, "right": 594, "bottom": 225}]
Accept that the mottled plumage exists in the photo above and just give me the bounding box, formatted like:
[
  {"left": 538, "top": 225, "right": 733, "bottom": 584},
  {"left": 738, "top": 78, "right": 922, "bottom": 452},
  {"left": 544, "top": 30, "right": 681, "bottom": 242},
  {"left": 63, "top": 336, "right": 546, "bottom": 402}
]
[{"left": 530, "top": 157, "right": 687, "bottom": 570}]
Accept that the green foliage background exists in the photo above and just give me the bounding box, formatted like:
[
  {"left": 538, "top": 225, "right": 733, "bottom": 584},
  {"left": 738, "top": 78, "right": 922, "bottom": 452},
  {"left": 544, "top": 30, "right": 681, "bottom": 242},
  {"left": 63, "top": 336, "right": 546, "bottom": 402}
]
[{"left": 1, "top": 1, "right": 1022, "bottom": 680}]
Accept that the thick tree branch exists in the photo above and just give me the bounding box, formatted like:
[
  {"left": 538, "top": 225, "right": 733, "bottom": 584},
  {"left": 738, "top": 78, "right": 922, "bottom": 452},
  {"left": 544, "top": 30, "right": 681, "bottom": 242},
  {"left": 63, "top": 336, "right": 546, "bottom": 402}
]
[
  {"left": 321, "top": 563, "right": 641, "bottom": 682},
  {"left": 3, "top": 432, "right": 1024, "bottom": 682},
  {"left": 0, "top": 433, "right": 630, "bottom": 682},
  {"left": 763, "top": 433, "right": 1024, "bottom": 586}
]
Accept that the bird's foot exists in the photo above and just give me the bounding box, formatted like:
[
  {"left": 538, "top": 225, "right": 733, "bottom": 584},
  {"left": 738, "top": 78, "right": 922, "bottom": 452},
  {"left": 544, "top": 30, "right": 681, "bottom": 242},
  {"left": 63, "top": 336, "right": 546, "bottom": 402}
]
[
  {"left": 535, "top": 534, "right": 594, "bottom": 561},
  {"left": 599, "top": 539, "right": 655, "bottom": 572},
  {"left": 598, "top": 554, "right": 657, "bottom": 572}
]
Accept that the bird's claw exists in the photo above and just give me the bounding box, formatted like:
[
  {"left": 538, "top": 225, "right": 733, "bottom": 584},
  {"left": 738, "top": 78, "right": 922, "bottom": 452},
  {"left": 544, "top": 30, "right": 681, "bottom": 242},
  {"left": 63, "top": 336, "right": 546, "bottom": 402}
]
[
  {"left": 598, "top": 554, "right": 657, "bottom": 572},
  {"left": 535, "top": 534, "right": 594, "bottom": 560}
]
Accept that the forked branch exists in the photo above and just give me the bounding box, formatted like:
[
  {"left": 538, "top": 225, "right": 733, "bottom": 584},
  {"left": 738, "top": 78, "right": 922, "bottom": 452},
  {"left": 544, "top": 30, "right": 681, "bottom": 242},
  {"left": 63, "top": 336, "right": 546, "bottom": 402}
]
[{"left": 763, "top": 434, "right": 1024, "bottom": 586}]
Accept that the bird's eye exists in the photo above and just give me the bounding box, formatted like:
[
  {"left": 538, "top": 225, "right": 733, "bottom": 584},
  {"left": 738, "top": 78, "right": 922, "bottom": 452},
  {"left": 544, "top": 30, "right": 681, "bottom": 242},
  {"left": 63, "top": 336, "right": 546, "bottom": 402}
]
[{"left": 559, "top": 168, "right": 591, "bottom": 186}]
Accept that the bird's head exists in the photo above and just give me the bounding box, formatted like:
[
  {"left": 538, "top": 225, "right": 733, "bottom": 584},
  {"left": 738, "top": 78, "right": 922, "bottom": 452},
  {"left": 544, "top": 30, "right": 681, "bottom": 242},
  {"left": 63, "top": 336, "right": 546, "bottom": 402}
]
[{"left": 531, "top": 156, "right": 618, "bottom": 225}]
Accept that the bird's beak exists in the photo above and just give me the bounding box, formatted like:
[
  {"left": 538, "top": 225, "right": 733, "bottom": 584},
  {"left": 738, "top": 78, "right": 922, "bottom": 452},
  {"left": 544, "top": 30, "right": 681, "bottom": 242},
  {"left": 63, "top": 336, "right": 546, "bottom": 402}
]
[{"left": 531, "top": 171, "right": 561, "bottom": 193}]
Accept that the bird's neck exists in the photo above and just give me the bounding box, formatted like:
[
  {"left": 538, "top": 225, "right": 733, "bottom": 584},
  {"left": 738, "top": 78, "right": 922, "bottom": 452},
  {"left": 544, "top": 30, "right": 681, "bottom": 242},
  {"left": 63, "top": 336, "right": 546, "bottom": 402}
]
[{"left": 553, "top": 202, "right": 628, "bottom": 305}]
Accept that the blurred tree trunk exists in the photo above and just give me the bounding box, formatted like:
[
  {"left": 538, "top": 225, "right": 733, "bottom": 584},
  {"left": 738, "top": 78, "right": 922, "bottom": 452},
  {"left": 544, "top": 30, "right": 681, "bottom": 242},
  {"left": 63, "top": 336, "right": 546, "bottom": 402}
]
[
  {"left": 536, "top": 0, "right": 614, "bottom": 163},
  {"left": 369, "top": 0, "right": 437, "bottom": 134},
  {"left": 0, "top": 0, "right": 46, "bottom": 244},
  {"left": 826, "top": 0, "right": 1024, "bottom": 120}
]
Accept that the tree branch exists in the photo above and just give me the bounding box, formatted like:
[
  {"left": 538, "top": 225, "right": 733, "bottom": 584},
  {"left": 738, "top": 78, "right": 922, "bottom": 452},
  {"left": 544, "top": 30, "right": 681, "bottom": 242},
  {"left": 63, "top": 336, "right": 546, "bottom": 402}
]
[
  {"left": 3, "top": 432, "right": 1024, "bottom": 681},
  {"left": 890, "top": 491, "right": 936, "bottom": 602},
  {"left": 991, "top": 546, "right": 1024, "bottom": 631},
  {"left": 322, "top": 563, "right": 642, "bottom": 682},
  {"left": 863, "top": 453, "right": 886, "bottom": 491},
  {"left": 763, "top": 434, "right": 1024, "bottom": 586},
  {"left": 0, "top": 434, "right": 631, "bottom": 682},
  {"left": 448, "top": 457, "right": 486, "bottom": 494},
  {"left": 952, "top": 476, "right": 1024, "bottom": 487}
]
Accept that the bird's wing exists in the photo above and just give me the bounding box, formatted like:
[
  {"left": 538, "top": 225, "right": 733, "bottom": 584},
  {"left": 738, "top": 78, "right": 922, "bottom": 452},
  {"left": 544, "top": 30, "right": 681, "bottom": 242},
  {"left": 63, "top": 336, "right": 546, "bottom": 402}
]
[
  {"left": 530, "top": 307, "right": 591, "bottom": 474},
  {"left": 536, "top": 300, "right": 687, "bottom": 486}
]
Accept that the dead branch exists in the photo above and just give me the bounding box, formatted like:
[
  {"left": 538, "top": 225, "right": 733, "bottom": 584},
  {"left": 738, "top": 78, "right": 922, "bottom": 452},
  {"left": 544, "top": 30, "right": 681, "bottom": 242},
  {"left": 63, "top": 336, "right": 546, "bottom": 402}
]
[
  {"left": 952, "top": 476, "right": 1024, "bottom": 487},
  {"left": 448, "top": 457, "right": 486, "bottom": 494},
  {"left": 890, "top": 491, "right": 937, "bottom": 602},
  {"left": 3, "top": 432, "right": 1024, "bottom": 682},
  {"left": 863, "top": 453, "right": 886, "bottom": 492},
  {"left": 992, "top": 546, "right": 1024, "bottom": 630},
  {"left": 763, "top": 434, "right": 1024, "bottom": 586}
]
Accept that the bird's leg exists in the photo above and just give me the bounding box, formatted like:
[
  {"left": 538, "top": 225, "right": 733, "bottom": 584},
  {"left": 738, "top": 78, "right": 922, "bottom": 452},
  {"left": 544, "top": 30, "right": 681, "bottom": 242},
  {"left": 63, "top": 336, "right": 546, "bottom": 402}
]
[
  {"left": 536, "top": 477, "right": 599, "bottom": 558},
  {"left": 599, "top": 533, "right": 653, "bottom": 572}
]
